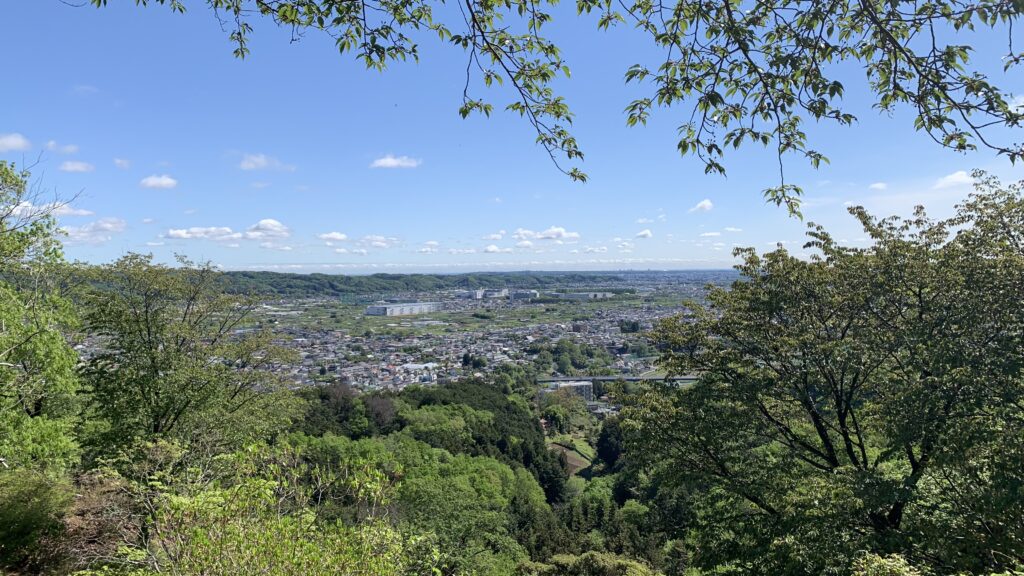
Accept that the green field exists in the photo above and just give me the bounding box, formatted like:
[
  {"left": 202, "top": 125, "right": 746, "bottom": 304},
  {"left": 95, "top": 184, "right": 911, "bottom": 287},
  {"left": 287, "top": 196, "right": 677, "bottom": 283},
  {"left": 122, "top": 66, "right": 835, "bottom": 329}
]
[{"left": 547, "top": 434, "right": 595, "bottom": 476}]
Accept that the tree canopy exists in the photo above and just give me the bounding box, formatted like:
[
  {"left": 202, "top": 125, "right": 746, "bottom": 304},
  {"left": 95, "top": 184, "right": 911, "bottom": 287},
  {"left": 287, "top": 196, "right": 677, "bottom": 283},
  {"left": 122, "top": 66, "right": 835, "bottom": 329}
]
[{"left": 625, "top": 170, "right": 1024, "bottom": 574}]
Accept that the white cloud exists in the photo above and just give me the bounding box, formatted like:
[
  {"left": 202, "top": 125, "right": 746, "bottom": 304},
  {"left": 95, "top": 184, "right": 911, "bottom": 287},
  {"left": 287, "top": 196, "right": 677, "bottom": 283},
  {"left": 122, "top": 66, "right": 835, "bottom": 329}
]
[
  {"left": 52, "top": 204, "right": 93, "bottom": 216},
  {"left": 259, "top": 241, "right": 293, "bottom": 251},
  {"left": 145, "top": 241, "right": 165, "bottom": 247},
  {"left": 358, "top": 234, "right": 399, "bottom": 249},
  {"left": 635, "top": 229, "right": 653, "bottom": 239},
  {"left": 492, "top": 197, "right": 503, "bottom": 203},
  {"left": 689, "top": 198, "right": 714, "bottom": 212},
  {"left": 114, "top": 158, "right": 131, "bottom": 170},
  {"left": 62, "top": 217, "right": 127, "bottom": 244},
  {"left": 12, "top": 201, "right": 93, "bottom": 217},
  {"left": 0, "top": 133, "right": 31, "bottom": 152},
  {"left": 417, "top": 241, "right": 440, "bottom": 254},
  {"left": 59, "top": 160, "right": 94, "bottom": 173},
  {"left": 516, "top": 240, "right": 533, "bottom": 248},
  {"left": 449, "top": 248, "right": 477, "bottom": 255},
  {"left": 335, "top": 247, "right": 368, "bottom": 255},
  {"left": 483, "top": 230, "right": 506, "bottom": 240},
  {"left": 140, "top": 174, "right": 178, "bottom": 189},
  {"left": 723, "top": 227, "right": 743, "bottom": 233},
  {"left": 868, "top": 182, "right": 888, "bottom": 191},
  {"left": 245, "top": 219, "right": 290, "bottom": 240},
  {"left": 700, "top": 232, "right": 721, "bottom": 237},
  {"left": 166, "top": 226, "right": 242, "bottom": 241},
  {"left": 46, "top": 140, "right": 79, "bottom": 154},
  {"left": 933, "top": 170, "right": 973, "bottom": 189},
  {"left": 251, "top": 181, "right": 271, "bottom": 189},
  {"left": 584, "top": 246, "right": 608, "bottom": 253},
  {"left": 318, "top": 231, "right": 349, "bottom": 242},
  {"left": 141, "top": 218, "right": 155, "bottom": 224},
  {"left": 370, "top": 154, "right": 421, "bottom": 169},
  {"left": 636, "top": 217, "right": 654, "bottom": 224},
  {"left": 512, "top": 226, "right": 580, "bottom": 241},
  {"left": 484, "top": 244, "right": 512, "bottom": 253},
  {"left": 239, "top": 153, "right": 295, "bottom": 171}
]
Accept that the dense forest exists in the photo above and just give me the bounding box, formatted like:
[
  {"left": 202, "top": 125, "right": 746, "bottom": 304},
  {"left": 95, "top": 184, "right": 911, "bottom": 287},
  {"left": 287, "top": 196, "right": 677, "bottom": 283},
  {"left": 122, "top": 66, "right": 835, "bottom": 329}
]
[
  {"left": 2, "top": 160, "right": 1024, "bottom": 575},
  {"left": 221, "top": 271, "right": 630, "bottom": 297}
]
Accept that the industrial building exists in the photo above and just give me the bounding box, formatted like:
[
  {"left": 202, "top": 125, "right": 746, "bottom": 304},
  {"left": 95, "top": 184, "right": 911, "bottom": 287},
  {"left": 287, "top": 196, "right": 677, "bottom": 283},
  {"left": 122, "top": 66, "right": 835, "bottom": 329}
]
[
  {"left": 540, "top": 380, "right": 595, "bottom": 402},
  {"left": 365, "top": 302, "right": 443, "bottom": 316},
  {"left": 552, "top": 292, "right": 615, "bottom": 301}
]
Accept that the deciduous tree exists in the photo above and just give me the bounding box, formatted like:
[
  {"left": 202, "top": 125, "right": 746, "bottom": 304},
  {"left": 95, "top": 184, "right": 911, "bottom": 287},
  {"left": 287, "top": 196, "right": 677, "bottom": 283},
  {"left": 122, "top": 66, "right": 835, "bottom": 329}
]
[{"left": 627, "top": 171, "right": 1024, "bottom": 573}]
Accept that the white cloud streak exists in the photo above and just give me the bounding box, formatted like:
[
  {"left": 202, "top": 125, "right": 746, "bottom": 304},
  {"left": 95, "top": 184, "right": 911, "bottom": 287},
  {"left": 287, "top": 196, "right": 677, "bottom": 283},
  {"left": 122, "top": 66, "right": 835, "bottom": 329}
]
[
  {"left": 62, "top": 217, "right": 127, "bottom": 244},
  {"left": 0, "top": 133, "right": 31, "bottom": 152},
  {"left": 46, "top": 140, "right": 79, "bottom": 154},
  {"left": 933, "top": 170, "right": 973, "bottom": 189},
  {"left": 59, "top": 160, "right": 94, "bottom": 173},
  {"left": 689, "top": 198, "right": 714, "bottom": 212},
  {"left": 239, "top": 153, "right": 295, "bottom": 171},
  {"left": 140, "top": 174, "right": 178, "bottom": 189},
  {"left": 370, "top": 154, "right": 422, "bottom": 169}
]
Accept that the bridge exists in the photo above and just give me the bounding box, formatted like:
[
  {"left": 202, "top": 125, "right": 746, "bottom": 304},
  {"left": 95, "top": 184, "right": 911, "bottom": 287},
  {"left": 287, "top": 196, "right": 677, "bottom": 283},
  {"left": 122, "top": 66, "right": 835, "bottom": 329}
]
[{"left": 537, "top": 375, "right": 698, "bottom": 383}]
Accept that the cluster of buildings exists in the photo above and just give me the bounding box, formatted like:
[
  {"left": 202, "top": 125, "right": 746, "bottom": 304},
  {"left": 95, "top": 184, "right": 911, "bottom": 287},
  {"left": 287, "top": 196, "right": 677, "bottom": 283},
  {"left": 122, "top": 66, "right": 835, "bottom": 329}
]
[
  {"left": 365, "top": 291, "right": 616, "bottom": 316},
  {"left": 365, "top": 302, "right": 444, "bottom": 316},
  {"left": 260, "top": 292, "right": 679, "bottom": 391}
]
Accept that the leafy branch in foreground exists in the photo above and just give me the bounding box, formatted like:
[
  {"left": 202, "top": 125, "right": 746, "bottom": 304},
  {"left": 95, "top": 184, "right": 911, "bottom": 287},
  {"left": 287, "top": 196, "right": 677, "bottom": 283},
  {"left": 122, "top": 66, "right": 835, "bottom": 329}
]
[{"left": 87, "top": 0, "right": 1023, "bottom": 206}]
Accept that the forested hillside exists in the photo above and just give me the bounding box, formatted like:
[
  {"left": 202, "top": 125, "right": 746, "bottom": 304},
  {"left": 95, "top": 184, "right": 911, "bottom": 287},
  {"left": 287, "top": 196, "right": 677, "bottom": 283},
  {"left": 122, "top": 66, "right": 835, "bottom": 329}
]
[
  {"left": 2, "top": 161, "right": 1024, "bottom": 575},
  {"left": 221, "top": 271, "right": 627, "bottom": 297}
]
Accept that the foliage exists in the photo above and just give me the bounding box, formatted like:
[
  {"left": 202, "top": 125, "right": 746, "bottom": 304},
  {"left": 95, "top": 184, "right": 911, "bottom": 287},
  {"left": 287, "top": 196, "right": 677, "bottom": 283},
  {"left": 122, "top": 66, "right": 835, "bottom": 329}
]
[
  {"left": 0, "top": 162, "right": 80, "bottom": 572},
  {"left": 81, "top": 254, "right": 302, "bottom": 462},
  {"left": 401, "top": 402, "right": 495, "bottom": 454},
  {"left": 401, "top": 379, "right": 569, "bottom": 502},
  {"left": 595, "top": 416, "right": 624, "bottom": 470},
  {"left": 78, "top": 444, "right": 442, "bottom": 576},
  {"left": 296, "top": 382, "right": 373, "bottom": 438},
  {"left": 528, "top": 338, "right": 614, "bottom": 376},
  {"left": 519, "top": 550, "right": 660, "bottom": 576},
  {"left": 627, "top": 171, "right": 1024, "bottom": 574},
  {"left": 222, "top": 270, "right": 624, "bottom": 297},
  {"left": 618, "top": 320, "right": 642, "bottom": 334},
  {"left": 850, "top": 553, "right": 923, "bottom": 576},
  {"left": 0, "top": 161, "right": 80, "bottom": 475},
  {"left": 540, "top": 388, "right": 595, "bottom": 435},
  {"left": 0, "top": 469, "right": 72, "bottom": 569},
  {"left": 291, "top": 432, "right": 564, "bottom": 574},
  {"left": 90, "top": 1, "right": 1023, "bottom": 204}
]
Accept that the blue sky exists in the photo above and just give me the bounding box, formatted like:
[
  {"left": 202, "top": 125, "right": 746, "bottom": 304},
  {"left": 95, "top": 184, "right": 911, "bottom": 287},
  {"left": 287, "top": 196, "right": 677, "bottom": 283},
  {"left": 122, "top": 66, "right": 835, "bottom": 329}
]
[{"left": 1, "top": 1, "right": 1021, "bottom": 272}]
